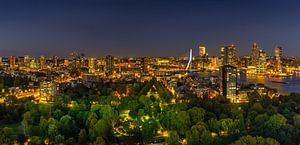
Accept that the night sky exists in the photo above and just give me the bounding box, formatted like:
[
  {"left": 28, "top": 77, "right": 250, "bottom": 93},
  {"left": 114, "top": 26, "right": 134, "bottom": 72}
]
[{"left": 0, "top": 0, "right": 300, "bottom": 57}]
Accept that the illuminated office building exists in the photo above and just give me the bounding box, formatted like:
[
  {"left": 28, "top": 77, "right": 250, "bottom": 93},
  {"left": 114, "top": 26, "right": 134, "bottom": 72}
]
[
  {"left": 24, "top": 55, "right": 30, "bottom": 68},
  {"left": 251, "top": 42, "right": 259, "bottom": 66},
  {"left": 257, "top": 49, "right": 267, "bottom": 73},
  {"left": 141, "top": 57, "right": 148, "bottom": 73},
  {"left": 53, "top": 56, "right": 58, "bottom": 67},
  {"left": 221, "top": 45, "right": 236, "bottom": 66},
  {"left": 105, "top": 55, "right": 114, "bottom": 73},
  {"left": 221, "top": 65, "right": 237, "bottom": 102},
  {"left": 274, "top": 46, "right": 282, "bottom": 73},
  {"left": 209, "top": 56, "right": 218, "bottom": 69},
  {"left": 88, "top": 58, "right": 96, "bottom": 69},
  {"left": 39, "top": 56, "right": 46, "bottom": 69},
  {"left": 9, "top": 56, "right": 16, "bottom": 68},
  {"left": 199, "top": 45, "right": 206, "bottom": 57},
  {"left": 40, "top": 81, "right": 59, "bottom": 101}
]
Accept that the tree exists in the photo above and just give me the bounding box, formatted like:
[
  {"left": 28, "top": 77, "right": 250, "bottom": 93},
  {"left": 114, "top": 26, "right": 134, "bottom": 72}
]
[
  {"left": 0, "top": 127, "right": 14, "bottom": 145},
  {"left": 54, "top": 134, "right": 65, "bottom": 144},
  {"left": 39, "top": 116, "right": 48, "bottom": 137},
  {"left": 141, "top": 120, "right": 158, "bottom": 143},
  {"left": 86, "top": 112, "right": 98, "bottom": 129},
  {"left": 200, "top": 130, "right": 216, "bottom": 145},
  {"left": 293, "top": 114, "right": 300, "bottom": 128},
  {"left": 139, "top": 95, "right": 152, "bottom": 112},
  {"left": 38, "top": 104, "right": 51, "bottom": 117},
  {"left": 100, "top": 105, "right": 116, "bottom": 123},
  {"left": 207, "top": 119, "right": 220, "bottom": 133},
  {"left": 53, "top": 109, "right": 64, "bottom": 120},
  {"left": 248, "top": 91, "right": 262, "bottom": 105},
  {"left": 254, "top": 114, "right": 269, "bottom": 126},
  {"left": 89, "top": 136, "right": 107, "bottom": 145},
  {"left": 177, "top": 111, "right": 191, "bottom": 134},
  {"left": 186, "top": 123, "right": 207, "bottom": 145},
  {"left": 188, "top": 107, "right": 206, "bottom": 125},
  {"left": 47, "top": 118, "right": 60, "bottom": 140},
  {"left": 22, "top": 111, "right": 33, "bottom": 136},
  {"left": 219, "top": 118, "right": 240, "bottom": 136},
  {"left": 186, "top": 129, "right": 200, "bottom": 145},
  {"left": 167, "top": 131, "right": 180, "bottom": 145},
  {"left": 160, "top": 110, "right": 190, "bottom": 135},
  {"left": 256, "top": 114, "right": 293, "bottom": 144},
  {"left": 48, "top": 124, "right": 59, "bottom": 140},
  {"left": 232, "top": 135, "right": 279, "bottom": 145},
  {"left": 78, "top": 129, "right": 87, "bottom": 144},
  {"left": 250, "top": 103, "right": 265, "bottom": 113},
  {"left": 60, "top": 115, "right": 78, "bottom": 138},
  {"left": 263, "top": 114, "right": 287, "bottom": 135},
  {"left": 28, "top": 136, "right": 43, "bottom": 145},
  {"left": 92, "top": 119, "right": 111, "bottom": 139},
  {"left": 65, "top": 137, "right": 76, "bottom": 145}
]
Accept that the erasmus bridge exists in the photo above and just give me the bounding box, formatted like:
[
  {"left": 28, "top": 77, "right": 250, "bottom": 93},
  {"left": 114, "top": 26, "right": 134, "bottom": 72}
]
[{"left": 185, "top": 49, "right": 198, "bottom": 72}]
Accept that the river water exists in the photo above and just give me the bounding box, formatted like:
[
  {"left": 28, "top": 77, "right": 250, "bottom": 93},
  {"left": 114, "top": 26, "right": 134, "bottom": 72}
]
[{"left": 239, "top": 72, "right": 300, "bottom": 94}]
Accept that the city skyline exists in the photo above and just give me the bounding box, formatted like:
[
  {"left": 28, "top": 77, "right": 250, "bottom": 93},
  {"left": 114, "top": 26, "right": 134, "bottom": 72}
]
[
  {"left": 1, "top": 0, "right": 300, "bottom": 57},
  {"left": 1, "top": 1, "right": 300, "bottom": 145},
  {"left": 0, "top": 42, "right": 293, "bottom": 58}
]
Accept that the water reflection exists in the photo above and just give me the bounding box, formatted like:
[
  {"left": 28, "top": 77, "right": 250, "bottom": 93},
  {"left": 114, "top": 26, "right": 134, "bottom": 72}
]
[{"left": 240, "top": 72, "right": 300, "bottom": 93}]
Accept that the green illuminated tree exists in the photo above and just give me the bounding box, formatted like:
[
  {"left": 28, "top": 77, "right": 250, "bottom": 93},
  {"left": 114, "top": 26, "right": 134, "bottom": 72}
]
[
  {"left": 78, "top": 129, "right": 87, "bottom": 144},
  {"left": 0, "top": 127, "right": 14, "bottom": 145},
  {"left": 167, "top": 131, "right": 180, "bottom": 145},
  {"left": 293, "top": 114, "right": 300, "bottom": 128},
  {"left": 188, "top": 107, "right": 205, "bottom": 125},
  {"left": 232, "top": 135, "right": 279, "bottom": 145}
]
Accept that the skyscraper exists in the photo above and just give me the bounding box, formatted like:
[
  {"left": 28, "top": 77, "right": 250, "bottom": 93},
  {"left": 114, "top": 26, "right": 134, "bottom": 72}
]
[
  {"left": 274, "top": 46, "right": 282, "bottom": 73},
  {"left": 105, "top": 55, "right": 114, "bottom": 74},
  {"left": 39, "top": 56, "right": 46, "bottom": 69},
  {"left": 257, "top": 49, "right": 267, "bottom": 73},
  {"left": 221, "top": 45, "right": 236, "bottom": 66},
  {"left": 53, "top": 56, "right": 58, "bottom": 67},
  {"left": 88, "top": 58, "right": 96, "bottom": 69},
  {"left": 209, "top": 56, "right": 218, "bottom": 69},
  {"left": 40, "top": 81, "right": 58, "bottom": 102},
  {"left": 22, "top": 55, "right": 30, "bottom": 68},
  {"left": 199, "top": 45, "right": 206, "bottom": 57},
  {"left": 9, "top": 56, "right": 16, "bottom": 68},
  {"left": 251, "top": 42, "right": 259, "bottom": 66},
  {"left": 221, "top": 65, "right": 237, "bottom": 102},
  {"left": 198, "top": 45, "right": 208, "bottom": 70},
  {"left": 141, "top": 57, "right": 148, "bottom": 73}
]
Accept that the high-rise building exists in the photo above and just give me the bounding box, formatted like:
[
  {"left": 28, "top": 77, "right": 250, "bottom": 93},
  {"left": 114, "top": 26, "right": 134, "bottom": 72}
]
[
  {"left": 221, "top": 65, "right": 237, "bottom": 102},
  {"left": 17, "top": 56, "right": 25, "bottom": 68},
  {"left": 9, "top": 56, "right": 16, "bottom": 68},
  {"left": 198, "top": 45, "right": 208, "bottom": 70},
  {"left": 105, "top": 55, "right": 114, "bottom": 73},
  {"left": 40, "top": 81, "right": 58, "bottom": 102},
  {"left": 53, "top": 56, "right": 58, "bottom": 67},
  {"left": 257, "top": 49, "right": 267, "bottom": 73},
  {"left": 239, "top": 56, "right": 251, "bottom": 68},
  {"left": 221, "top": 45, "right": 236, "bottom": 66},
  {"left": 22, "top": 55, "right": 31, "bottom": 68},
  {"left": 88, "top": 58, "right": 96, "bottom": 69},
  {"left": 251, "top": 42, "right": 259, "bottom": 66},
  {"left": 39, "top": 56, "right": 46, "bottom": 69},
  {"left": 274, "top": 46, "right": 282, "bottom": 73},
  {"left": 141, "top": 57, "right": 148, "bottom": 73},
  {"left": 209, "top": 56, "right": 218, "bottom": 69},
  {"left": 199, "top": 45, "right": 206, "bottom": 57},
  {"left": 88, "top": 58, "right": 96, "bottom": 73}
]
